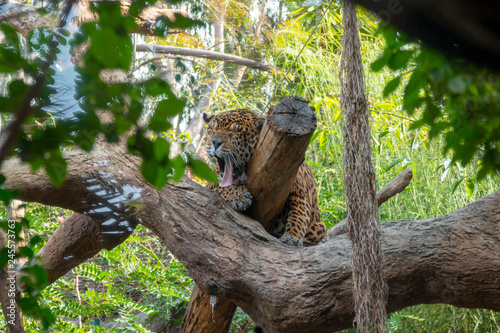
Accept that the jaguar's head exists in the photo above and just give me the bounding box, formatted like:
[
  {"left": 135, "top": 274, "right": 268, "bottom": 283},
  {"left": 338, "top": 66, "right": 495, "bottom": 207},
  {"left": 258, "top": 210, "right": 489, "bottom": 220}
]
[{"left": 203, "top": 109, "right": 264, "bottom": 187}]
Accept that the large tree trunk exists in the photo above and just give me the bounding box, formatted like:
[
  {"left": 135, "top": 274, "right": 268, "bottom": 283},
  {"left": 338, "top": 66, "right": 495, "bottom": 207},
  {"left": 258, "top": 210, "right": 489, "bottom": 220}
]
[
  {"left": 1, "top": 111, "right": 499, "bottom": 332},
  {"left": 182, "top": 285, "right": 237, "bottom": 333}
]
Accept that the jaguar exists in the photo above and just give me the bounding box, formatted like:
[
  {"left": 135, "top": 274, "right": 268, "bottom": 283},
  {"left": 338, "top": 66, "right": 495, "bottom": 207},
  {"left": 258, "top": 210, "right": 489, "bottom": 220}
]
[{"left": 203, "top": 109, "right": 326, "bottom": 247}]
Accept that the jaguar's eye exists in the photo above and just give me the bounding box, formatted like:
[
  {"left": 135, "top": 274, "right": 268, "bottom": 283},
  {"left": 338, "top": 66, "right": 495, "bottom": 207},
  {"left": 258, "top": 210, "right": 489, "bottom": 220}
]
[{"left": 230, "top": 123, "right": 240, "bottom": 131}]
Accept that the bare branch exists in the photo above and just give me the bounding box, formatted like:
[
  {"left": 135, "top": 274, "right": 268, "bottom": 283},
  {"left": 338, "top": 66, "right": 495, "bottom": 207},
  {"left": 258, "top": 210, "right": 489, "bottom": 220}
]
[
  {"left": 37, "top": 213, "right": 137, "bottom": 285},
  {"left": 135, "top": 44, "right": 280, "bottom": 73}
]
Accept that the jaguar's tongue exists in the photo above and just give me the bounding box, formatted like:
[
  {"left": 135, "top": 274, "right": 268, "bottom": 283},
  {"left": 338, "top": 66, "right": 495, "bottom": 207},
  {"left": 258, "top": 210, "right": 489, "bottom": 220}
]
[{"left": 220, "top": 160, "right": 233, "bottom": 187}]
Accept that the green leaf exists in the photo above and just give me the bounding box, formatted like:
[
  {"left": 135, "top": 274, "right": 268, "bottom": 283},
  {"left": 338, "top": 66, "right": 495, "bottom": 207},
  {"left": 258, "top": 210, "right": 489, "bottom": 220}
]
[
  {"left": 451, "top": 176, "right": 466, "bottom": 193},
  {"left": 378, "top": 130, "right": 389, "bottom": 139},
  {"left": 0, "top": 248, "right": 9, "bottom": 269},
  {"left": 428, "top": 68, "right": 445, "bottom": 82},
  {"left": 0, "top": 188, "right": 13, "bottom": 206},
  {"left": 140, "top": 158, "right": 159, "bottom": 187},
  {"left": 169, "top": 155, "right": 186, "bottom": 182},
  {"left": 383, "top": 76, "right": 401, "bottom": 97},
  {"left": 309, "top": 129, "right": 322, "bottom": 144},
  {"left": 319, "top": 130, "right": 327, "bottom": 148},
  {"left": 149, "top": 114, "right": 173, "bottom": 133},
  {"left": 447, "top": 75, "right": 466, "bottom": 94},
  {"left": 188, "top": 157, "right": 218, "bottom": 183},
  {"left": 388, "top": 50, "right": 414, "bottom": 70},
  {"left": 403, "top": 69, "right": 426, "bottom": 113},
  {"left": 18, "top": 246, "right": 34, "bottom": 259},
  {"left": 373, "top": 102, "right": 396, "bottom": 110},
  {"left": 370, "top": 50, "right": 391, "bottom": 72},
  {"left": 145, "top": 78, "right": 171, "bottom": 97},
  {"left": 0, "top": 23, "right": 20, "bottom": 50},
  {"left": 465, "top": 177, "right": 475, "bottom": 198},
  {"left": 45, "top": 156, "right": 67, "bottom": 187},
  {"left": 87, "top": 27, "right": 133, "bottom": 70},
  {"left": 411, "top": 161, "right": 417, "bottom": 180},
  {"left": 155, "top": 98, "right": 186, "bottom": 117},
  {"left": 408, "top": 119, "right": 426, "bottom": 130},
  {"left": 153, "top": 138, "right": 170, "bottom": 162},
  {"left": 29, "top": 235, "right": 42, "bottom": 247},
  {"left": 385, "top": 158, "right": 406, "bottom": 172}
]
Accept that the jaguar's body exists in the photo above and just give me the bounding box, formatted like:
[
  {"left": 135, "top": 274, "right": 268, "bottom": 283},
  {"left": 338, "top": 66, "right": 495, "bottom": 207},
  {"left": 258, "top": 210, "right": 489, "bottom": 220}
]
[{"left": 203, "top": 109, "right": 326, "bottom": 247}]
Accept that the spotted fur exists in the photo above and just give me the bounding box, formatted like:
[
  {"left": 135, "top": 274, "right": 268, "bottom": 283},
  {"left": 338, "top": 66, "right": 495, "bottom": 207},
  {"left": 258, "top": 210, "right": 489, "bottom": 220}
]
[{"left": 203, "top": 109, "right": 326, "bottom": 247}]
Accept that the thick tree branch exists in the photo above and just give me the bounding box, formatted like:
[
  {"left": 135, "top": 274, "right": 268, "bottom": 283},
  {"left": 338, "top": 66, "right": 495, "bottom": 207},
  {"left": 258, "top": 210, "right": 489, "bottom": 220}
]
[
  {"left": 376, "top": 168, "right": 413, "bottom": 205},
  {"left": 1, "top": 145, "right": 143, "bottom": 213},
  {"left": 1, "top": 147, "right": 498, "bottom": 332},
  {"left": 36, "top": 213, "right": 137, "bottom": 285},
  {"left": 139, "top": 182, "right": 500, "bottom": 332}
]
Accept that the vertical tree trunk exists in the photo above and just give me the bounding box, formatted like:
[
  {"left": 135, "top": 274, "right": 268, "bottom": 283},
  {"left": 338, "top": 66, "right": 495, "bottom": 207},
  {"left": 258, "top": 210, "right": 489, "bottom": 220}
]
[
  {"left": 339, "top": 1, "right": 388, "bottom": 331},
  {"left": 181, "top": 285, "right": 237, "bottom": 333}
]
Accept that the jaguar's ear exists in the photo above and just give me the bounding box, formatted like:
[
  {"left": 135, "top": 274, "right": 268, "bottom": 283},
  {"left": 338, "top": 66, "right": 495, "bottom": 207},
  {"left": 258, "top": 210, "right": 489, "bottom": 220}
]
[
  {"left": 203, "top": 113, "right": 213, "bottom": 123},
  {"left": 255, "top": 118, "right": 265, "bottom": 132}
]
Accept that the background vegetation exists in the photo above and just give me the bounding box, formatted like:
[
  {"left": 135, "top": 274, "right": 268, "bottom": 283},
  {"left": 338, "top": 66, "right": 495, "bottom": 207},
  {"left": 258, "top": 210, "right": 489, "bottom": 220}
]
[{"left": 0, "top": 0, "right": 498, "bottom": 332}]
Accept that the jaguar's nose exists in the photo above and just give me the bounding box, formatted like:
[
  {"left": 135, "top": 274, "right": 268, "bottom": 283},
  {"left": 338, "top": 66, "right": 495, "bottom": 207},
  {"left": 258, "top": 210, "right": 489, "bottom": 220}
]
[{"left": 212, "top": 139, "right": 222, "bottom": 150}]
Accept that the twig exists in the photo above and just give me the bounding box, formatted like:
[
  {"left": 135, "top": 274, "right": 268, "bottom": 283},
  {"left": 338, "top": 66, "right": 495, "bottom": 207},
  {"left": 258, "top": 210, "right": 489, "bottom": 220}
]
[
  {"left": 323, "top": 169, "right": 413, "bottom": 241},
  {"left": 370, "top": 109, "right": 415, "bottom": 122}
]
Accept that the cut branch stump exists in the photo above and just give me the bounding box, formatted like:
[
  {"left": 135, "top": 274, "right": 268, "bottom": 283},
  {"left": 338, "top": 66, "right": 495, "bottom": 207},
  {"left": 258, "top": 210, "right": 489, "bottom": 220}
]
[{"left": 247, "top": 96, "right": 317, "bottom": 229}]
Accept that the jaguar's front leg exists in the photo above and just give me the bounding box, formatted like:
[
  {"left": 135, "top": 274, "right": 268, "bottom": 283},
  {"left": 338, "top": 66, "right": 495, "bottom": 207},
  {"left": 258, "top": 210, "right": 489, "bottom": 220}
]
[{"left": 208, "top": 183, "right": 253, "bottom": 212}]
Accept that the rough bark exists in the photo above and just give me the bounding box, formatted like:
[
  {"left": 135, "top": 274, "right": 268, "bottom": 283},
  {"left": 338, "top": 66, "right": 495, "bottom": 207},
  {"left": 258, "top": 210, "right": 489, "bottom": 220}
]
[
  {"left": 146, "top": 182, "right": 500, "bottom": 332},
  {"left": 36, "top": 213, "right": 136, "bottom": 285},
  {"left": 376, "top": 168, "right": 413, "bottom": 206},
  {"left": 3, "top": 142, "right": 144, "bottom": 284},
  {"left": 145, "top": 179, "right": 500, "bottom": 332},
  {"left": 182, "top": 285, "right": 237, "bottom": 333}
]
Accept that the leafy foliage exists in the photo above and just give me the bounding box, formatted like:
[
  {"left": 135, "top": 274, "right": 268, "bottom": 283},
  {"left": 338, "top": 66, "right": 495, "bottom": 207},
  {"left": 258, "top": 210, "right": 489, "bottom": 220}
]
[{"left": 371, "top": 24, "right": 500, "bottom": 180}]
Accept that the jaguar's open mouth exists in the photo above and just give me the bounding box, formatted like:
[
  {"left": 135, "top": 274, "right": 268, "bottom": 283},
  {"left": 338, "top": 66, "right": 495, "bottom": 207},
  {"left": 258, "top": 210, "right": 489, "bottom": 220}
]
[{"left": 217, "top": 157, "right": 233, "bottom": 187}]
